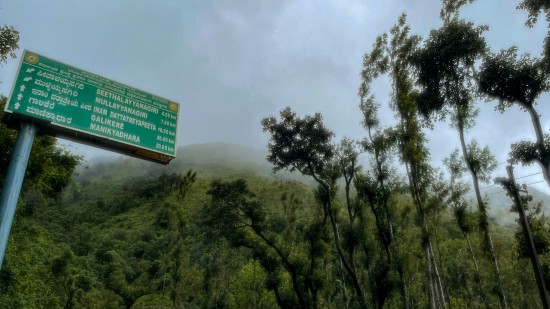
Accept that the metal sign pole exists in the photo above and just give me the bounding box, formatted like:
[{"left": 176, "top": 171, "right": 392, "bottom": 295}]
[{"left": 0, "top": 121, "right": 37, "bottom": 269}]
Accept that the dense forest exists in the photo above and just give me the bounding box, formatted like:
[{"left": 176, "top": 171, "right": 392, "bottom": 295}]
[{"left": 2, "top": 0, "right": 550, "bottom": 308}]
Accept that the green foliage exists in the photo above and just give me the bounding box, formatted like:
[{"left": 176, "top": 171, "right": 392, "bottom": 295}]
[
  {"left": 518, "top": 0, "right": 550, "bottom": 27},
  {"left": 465, "top": 140, "right": 497, "bottom": 184},
  {"left": 516, "top": 212, "right": 550, "bottom": 257},
  {"left": 511, "top": 195, "right": 550, "bottom": 257},
  {"left": 232, "top": 261, "right": 278, "bottom": 308},
  {"left": 262, "top": 108, "right": 371, "bottom": 308},
  {"left": 0, "top": 25, "right": 18, "bottom": 64},
  {"left": 0, "top": 97, "right": 82, "bottom": 205},
  {"left": 518, "top": 0, "right": 550, "bottom": 70},
  {"left": 440, "top": 0, "right": 475, "bottom": 22},
  {"left": 412, "top": 19, "right": 486, "bottom": 128},
  {"left": 202, "top": 177, "right": 329, "bottom": 308},
  {"left": 0, "top": 141, "right": 547, "bottom": 308},
  {"left": 478, "top": 47, "right": 547, "bottom": 110},
  {"left": 261, "top": 107, "right": 336, "bottom": 184},
  {"left": 510, "top": 134, "right": 550, "bottom": 166},
  {"left": 204, "top": 178, "right": 265, "bottom": 236}
]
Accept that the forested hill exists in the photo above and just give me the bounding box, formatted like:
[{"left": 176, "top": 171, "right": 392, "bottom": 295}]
[
  {"left": 86, "top": 141, "right": 550, "bottom": 228},
  {"left": 84, "top": 142, "right": 550, "bottom": 228},
  {"left": 0, "top": 143, "right": 320, "bottom": 308},
  {"left": 1, "top": 142, "right": 549, "bottom": 308}
]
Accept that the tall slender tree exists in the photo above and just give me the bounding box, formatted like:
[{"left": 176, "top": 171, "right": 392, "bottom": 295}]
[
  {"left": 356, "top": 94, "right": 408, "bottom": 308},
  {"left": 443, "top": 149, "right": 485, "bottom": 304},
  {"left": 360, "top": 14, "right": 447, "bottom": 308},
  {"left": 411, "top": 2, "right": 507, "bottom": 307}
]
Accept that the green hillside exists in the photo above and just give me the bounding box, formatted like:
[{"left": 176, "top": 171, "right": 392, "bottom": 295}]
[
  {"left": 0, "top": 142, "right": 548, "bottom": 308},
  {"left": 0, "top": 143, "right": 321, "bottom": 308}
]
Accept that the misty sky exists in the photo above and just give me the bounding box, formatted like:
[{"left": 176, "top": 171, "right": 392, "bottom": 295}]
[{"left": 0, "top": 0, "right": 549, "bottom": 193}]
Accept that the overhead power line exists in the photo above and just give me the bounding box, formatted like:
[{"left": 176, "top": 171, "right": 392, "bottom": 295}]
[
  {"left": 487, "top": 190, "right": 505, "bottom": 197},
  {"left": 481, "top": 172, "right": 543, "bottom": 191},
  {"left": 516, "top": 172, "right": 542, "bottom": 180},
  {"left": 525, "top": 180, "right": 546, "bottom": 186},
  {"left": 485, "top": 180, "right": 546, "bottom": 197}
]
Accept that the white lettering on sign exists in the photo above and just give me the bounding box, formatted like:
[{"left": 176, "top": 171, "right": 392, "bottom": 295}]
[
  {"left": 37, "top": 62, "right": 59, "bottom": 72},
  {"left": 161, "top": 111, "right": 177, "bottom": 120},
  {"left": 25, "top": 106, "right": 55, "bottom": 120},
  {"left": 89, "top": 123, "right": 140, "bottom": 143},
  {"left": 37, "top": 70, "right": 84, "bottom": 89},
  {"left": 56, "top": 114, "right": 72, "bottom": 124},
  {"left": 50, "top": 94, "right": 79, "bottom": 107},
  {"left": 155, "top": 143, "right": 175, "bottom": 153},
  {"left": 93, "top": 106, "right": 107, "bottom": 115},
  {"left": 127, "top": 90, "right": 151, "bottom": 103},
  {"left": 109, "top": 111, "right": 156, "bottom": 131},
  {"left": 158, "top": 127, "right": 176, "bottom": 137},
  {"left": 96, "top": 89, "right": 159, "bottom": 114},
  {"left": 29, "top": 97, "right": 55, "bottom": 109},
  {"left": 95, "top": 97, "right": 148, "bottom": 119},
  {"left": 34, "top": 79, "right": 52, "bottom": 91},
  {"left": 31, "top": 88, "right": 49, "bottom": 98},
  {"left": 37, "top": 70, "right": 84, "bottom": 90},
  {"left": 91, "top": 114, "right": 125, "bottom": 130}
]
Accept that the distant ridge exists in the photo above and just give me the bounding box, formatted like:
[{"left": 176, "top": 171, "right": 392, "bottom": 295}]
[
  {"left": 173, "top": 142, "right": 314, "bottom": 183},
  {"left": 82, "top": 142, "right": 550, "bottom": 227},
  {"left": 475, "top": 186, "right": 550, "bottom": 227},
  {"left": 175, "top": 142, "right": 269, "bottom": 171},
  {"left": 85, "top": 142, "right": 313, "bottom": 184}
]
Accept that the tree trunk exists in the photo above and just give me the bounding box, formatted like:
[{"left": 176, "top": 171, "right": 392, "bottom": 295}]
[
  {"left": 428, "top": 239, "right": 447, "bottom": 308},
  {"left": 307, "top": 168, "right": 367, "bottom": 308},
  {"left": 464, "top": 232, "right": 484, "bottom": 302},
  {"left": 326, "top": 204, "right": 367, "bottom": 308},
  {"left": 398, "top": 265, "right": 410, "bottom": 309},
  {"left": 526, "top": 106, "right": 550, "bottom": 187},
  {"left": 370, "top": 129, "right": 396, "bottom": 245},
  {"left": 425, "top": 242, "right": 437, "bottom": 309},
  {"left": 256, "top": 230, "right": 308, "bottom": 309},
  {"left": 406, "top": 162, "right": 447, "bottom": 308},
  {"left": 458, "top": 127, "right": 508, "bottom": 309}
]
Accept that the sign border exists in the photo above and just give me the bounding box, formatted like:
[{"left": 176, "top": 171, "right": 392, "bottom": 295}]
[{"left": 2, "top": 50, "right": 179, "bottom": 164}]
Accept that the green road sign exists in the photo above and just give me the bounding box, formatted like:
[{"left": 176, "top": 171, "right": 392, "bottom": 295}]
[{"left": 3, "top": 50, "right": 179, "bottom": 164}]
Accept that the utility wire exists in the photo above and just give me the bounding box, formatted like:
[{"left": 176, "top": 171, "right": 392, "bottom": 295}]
[
  {"left": 477, "top": 162, "right": 506, "bottom": 191},
  {"left": 486, "top": 190, "right": 505, "bottom": 197},
  {"left": 516, "top": 172, "right": 542, "bottom": 180},
  {"left": 488, "top": 180, "right": 546, "bottom": 197},
  {"left": 480, "top": 184, "right": 496, "bottom": 191},
  {"left": 525, "top": 180, "right": 546, "bottom": 186},
  {"left": 481, "top": 176, "right": 545, "bottom": 201},
  {"left": 481, "top": 172, "right": 543, "bottom": 191}
]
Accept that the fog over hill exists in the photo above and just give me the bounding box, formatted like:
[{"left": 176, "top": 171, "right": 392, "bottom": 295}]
[
  {"left": 83, "top": 142, "right": 550, "bottom": 227},
  {"left": 476, "top": 186, "right": 550, "bottom": 228},
  {"left": 83, "top": 142, "right": 314, "bottom": 184}
]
